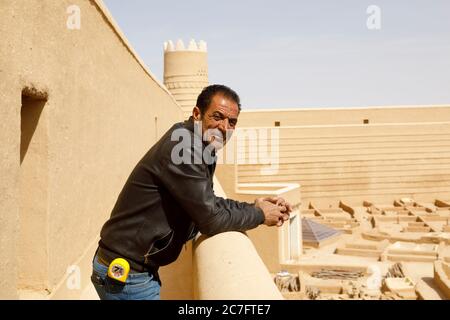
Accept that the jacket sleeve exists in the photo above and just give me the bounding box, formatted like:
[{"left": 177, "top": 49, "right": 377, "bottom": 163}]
[{"left": 158, "top": 143, "right": 265, "bottom": 236}]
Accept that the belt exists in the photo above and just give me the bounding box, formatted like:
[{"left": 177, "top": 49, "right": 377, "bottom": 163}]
[{"left": 96, "top": 246, "right": 159, "bottom": 277}]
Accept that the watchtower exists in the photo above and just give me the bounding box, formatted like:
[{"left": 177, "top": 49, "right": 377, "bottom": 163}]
[{"left": 163, "top": 39, "right": 209, "bottom": 118}]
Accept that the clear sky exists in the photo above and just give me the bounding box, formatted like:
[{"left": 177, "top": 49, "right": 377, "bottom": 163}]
[{"left": 103, "top": 0, "right": 450, "bottom": 109}]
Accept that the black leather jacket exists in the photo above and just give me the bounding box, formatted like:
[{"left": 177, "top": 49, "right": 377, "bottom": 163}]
[{"left": 99, "top": 117, "right": 265, "bottom": 269}]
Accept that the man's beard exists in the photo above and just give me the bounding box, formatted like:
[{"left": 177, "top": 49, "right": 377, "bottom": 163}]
[
  {"left": 204, "top": 128, "right": 226, "bottom": 150},
  {"left": 194, "top": 120, "right": 232, "bottom": 151}
]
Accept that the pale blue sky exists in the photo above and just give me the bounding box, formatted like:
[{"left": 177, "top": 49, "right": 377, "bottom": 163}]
[{"left": 103, "top": 0, "right": 450, "bottom": 109}]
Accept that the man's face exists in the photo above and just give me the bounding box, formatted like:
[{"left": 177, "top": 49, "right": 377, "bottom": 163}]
[{"left": 193, "top": 93, "right": 239, "bottom": 150}]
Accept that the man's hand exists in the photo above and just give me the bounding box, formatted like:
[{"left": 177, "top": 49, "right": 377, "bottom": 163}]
[
  {"left": 255, "top": 197, "right": 292, "bottom": 227},
  {"left": 263, "top": 196, "right": 292, "bottom": 225}
]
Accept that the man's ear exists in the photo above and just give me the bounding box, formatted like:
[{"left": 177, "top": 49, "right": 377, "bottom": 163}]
[{"left": 192, "top": 106, "right": 202, "bottom": 121}]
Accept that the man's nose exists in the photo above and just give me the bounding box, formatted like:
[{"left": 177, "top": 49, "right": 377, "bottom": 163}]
[{"left": 219, "top": 118, "right": 231, "bottom": 131}]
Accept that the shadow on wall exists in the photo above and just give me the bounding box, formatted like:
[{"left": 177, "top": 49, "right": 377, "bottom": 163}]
[{"left": 20, "top": 89, "right": 47, "bottom": 163}]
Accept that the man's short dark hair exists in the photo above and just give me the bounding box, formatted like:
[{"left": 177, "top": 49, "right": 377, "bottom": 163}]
[{"left": 196, "top": 84, "right": 241, "bottom": 115}]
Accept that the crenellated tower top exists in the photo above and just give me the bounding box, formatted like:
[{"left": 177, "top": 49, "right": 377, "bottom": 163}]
[
  {"left": 164, "top": 39, "right": 207, "bottom": 52},
  {"left": 163, "top": 39, "right": 209, "bottom": 118}
]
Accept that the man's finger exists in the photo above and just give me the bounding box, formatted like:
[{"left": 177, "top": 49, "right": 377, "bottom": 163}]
[{"left": 285, "top": 202, "right": 293, "bottom": 213}]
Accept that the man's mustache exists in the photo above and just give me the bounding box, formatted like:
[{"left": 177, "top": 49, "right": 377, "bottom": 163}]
[{"left": 203, "top": 129, "right": 233, "bottom": 144}]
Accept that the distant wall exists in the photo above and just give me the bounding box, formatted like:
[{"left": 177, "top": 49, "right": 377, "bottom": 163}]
[
  {"left": 0, "top": 0, "right": 185, "bottom": 299},
  {"left": 238, "top": 105, "right": 450, "bottom": 127},
  {"left": 232, "top": 115, "right": 450, "bottom": 206}
]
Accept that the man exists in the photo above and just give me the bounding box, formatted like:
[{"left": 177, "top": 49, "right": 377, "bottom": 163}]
[{"left": 91, "top": 84, "right": 292, "bottom": 300}]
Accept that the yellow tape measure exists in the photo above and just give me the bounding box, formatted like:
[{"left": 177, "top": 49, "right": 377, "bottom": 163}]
[{"left": 107, "top": 258, "right": 130, "bottom": 283}]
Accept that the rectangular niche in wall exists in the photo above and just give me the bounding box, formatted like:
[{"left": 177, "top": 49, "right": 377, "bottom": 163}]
[{"left": 18, "top": 88, "right": 49, "bottom": 293}]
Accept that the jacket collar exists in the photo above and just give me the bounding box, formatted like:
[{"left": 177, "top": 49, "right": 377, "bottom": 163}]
[
  {"left": 182, "top": 116, "right": 217, "bottom": 161},
  {"left": 183, "top": 116, "right": 196, "bottom": 134}
]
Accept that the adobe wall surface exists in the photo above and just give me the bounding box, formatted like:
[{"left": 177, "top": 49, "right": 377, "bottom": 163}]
[
  {"left": 159, "top": 242, "right": 193, "bottom": 300},
  {"left": 0, "top": 0, "right": 184, "bottom": 299}
]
